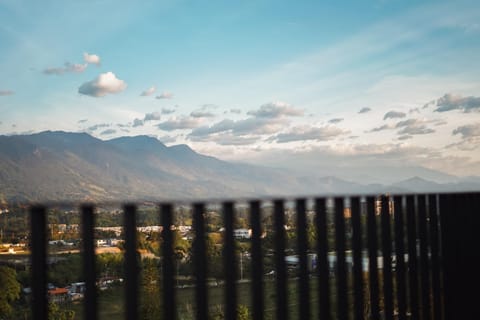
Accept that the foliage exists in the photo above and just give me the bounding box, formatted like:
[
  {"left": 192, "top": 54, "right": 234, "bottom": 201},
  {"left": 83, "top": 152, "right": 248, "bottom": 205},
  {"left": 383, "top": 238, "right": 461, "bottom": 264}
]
[
  {"left": 139, "top": 259, "right": 161, "bottom": 320},
  {"left": 210, "top": 304, "right": 252, "bottom": 320},
  {"left": 49, "top": 302, "right": 75, "bottom": 320},
  {"left": 48, "top": 254, "right": 83, "bottom": 287},
  {"left": 0, "top": 266, "right": 21, "bottom": 317}
]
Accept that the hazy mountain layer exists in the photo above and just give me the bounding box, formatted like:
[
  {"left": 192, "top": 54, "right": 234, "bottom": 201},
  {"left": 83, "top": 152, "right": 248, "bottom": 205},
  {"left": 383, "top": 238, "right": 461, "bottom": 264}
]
[{"left": 0, "top": 131, "right": 478, "bottom": 202}]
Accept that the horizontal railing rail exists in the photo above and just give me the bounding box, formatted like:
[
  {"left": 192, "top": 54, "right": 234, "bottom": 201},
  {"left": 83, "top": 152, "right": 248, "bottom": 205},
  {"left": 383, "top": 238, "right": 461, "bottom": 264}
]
[{"left": 25, "top": 192, "right": 480, "bottom": 319}]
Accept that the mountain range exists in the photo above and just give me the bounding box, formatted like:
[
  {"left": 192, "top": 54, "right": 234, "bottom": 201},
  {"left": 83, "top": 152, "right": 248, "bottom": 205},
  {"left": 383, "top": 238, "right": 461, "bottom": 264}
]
[{"left": 0, "top": 131, "right": 479, "bottom": 202}]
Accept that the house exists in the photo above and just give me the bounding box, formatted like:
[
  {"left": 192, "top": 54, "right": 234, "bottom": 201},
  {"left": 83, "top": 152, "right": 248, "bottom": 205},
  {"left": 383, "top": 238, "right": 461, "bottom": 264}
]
[
  {"left": 233, "top": 228, "right": 251, "bottom": 239},
  {"left": 48, "top": 287, "right": 69, "bottom": 304}
]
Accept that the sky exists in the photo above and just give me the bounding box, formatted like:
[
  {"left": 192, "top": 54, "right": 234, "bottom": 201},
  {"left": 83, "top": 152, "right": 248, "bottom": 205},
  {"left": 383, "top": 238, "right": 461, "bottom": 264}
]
[{"left": 1, "top": 0, "right": 480, "bottom": 179}]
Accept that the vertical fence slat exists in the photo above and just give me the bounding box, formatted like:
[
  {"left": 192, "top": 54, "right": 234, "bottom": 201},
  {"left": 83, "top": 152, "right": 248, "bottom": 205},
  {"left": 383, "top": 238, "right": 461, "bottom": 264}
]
[
  {"left": 428, "top": 194, "right": 441, "bottom": 320},
  {"left": 250, "top": 200, "right": 264, "bottom": 320},
  {"left": 380, "top": 195, "right": 394, "bottom": 320},
  {"left": 296, "top": 198, "right": 310, "bottom": 320},
  {"left": 273, "top": 199, "right": 287, "bottom": 320},
  {"left": 161, "top": 204, "right": 176, "bottom": 320},
  {"left": 351, "top": 197, "right": 364, "bottom": 320},
  {"left": 30, "top": 205, "right": 48, "bottom": 320},
  {"left": 334, "top": 197, "right": 348, "bottom": 320},
  {"left": 223, "top": 201, "right": 237, "bottom": 320},
  {"left": 367, "top": 196, "right": 380, "bottom": 320},
  {"left": 406, "top": 196, "right": 419, "bottom": 320},
  {"left": 81, "top": 204, "right": 97, "bottom": 320},
  {"left": 315, "top": 198, "right": 330, "bottom": 320},
  {"left": 439, "top": 194, "right": 453, "bottom": 320},
  {"left": 393, "top": 196, "right": 407, "bottom": 320},
  {"left": 124, "top": 204, "right": 138, "bottom": 320},
  {"left": 418, "top": 195, "right": 431, "bottom": 320},
  {"left": 193, "top": 203, "right": 208, "bottom": 320}
]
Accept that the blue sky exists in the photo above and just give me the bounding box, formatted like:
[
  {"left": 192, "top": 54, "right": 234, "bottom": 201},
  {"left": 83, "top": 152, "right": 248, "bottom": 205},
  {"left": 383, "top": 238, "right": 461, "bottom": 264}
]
[{"left": 1, "top": 0, "right": 480, "bottom": 178}]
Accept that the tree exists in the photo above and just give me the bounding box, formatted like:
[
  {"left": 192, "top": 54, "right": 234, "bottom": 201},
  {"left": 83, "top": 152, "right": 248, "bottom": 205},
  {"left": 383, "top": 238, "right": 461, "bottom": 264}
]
[
  {"left": 0, "top": 266, "right": 21, "bottom": 317},
  {"left": 48, "top": 302, "right": 75, "bottom": 320}
]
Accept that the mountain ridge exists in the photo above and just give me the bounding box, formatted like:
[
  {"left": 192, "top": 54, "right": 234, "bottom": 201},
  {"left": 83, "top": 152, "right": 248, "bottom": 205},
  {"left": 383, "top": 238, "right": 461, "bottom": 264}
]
[{"left": 0, "top": 131, "right": 479, "bottom": 202}]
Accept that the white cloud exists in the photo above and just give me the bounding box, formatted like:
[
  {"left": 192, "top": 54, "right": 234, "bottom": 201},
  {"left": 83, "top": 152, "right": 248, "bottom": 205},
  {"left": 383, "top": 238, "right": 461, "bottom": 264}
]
[
  {"left": 83, "top": 52, "right": 101, "bottom": 65},
  {"left": 140, "top": 86, "right": 156, "bottom": 96},
  {"left": 78, "top": 72, "right": 127, "bottom": 97},
  {"left": 156, "top": 92, "right": 174, "bottom": 99},
  {"left": 272, "top": 125, "right": 350, "bottom": 143},
  {"left": 247, "top": 101, "right": 303, "bottom": 118}
]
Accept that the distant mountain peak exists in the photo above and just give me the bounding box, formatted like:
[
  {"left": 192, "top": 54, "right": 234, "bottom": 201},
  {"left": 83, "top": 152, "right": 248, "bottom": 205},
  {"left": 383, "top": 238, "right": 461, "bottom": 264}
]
[
  {"left": 168, "top": 144, "right": 196, "bottom": 154},
  {"left": 107, "top": 135, "right": 167, "bottom": 150}
]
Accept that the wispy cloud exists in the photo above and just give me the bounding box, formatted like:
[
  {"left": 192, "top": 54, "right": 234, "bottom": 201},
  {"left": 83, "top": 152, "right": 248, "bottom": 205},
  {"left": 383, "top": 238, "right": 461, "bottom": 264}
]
[
  {"left": 132, "top": 118, "right": 144, "bottom": 127},
  {"left": 100, "top": 128, "right": 116, "bottom": 135},
  {"left": 358, "top": 107, "right": 371, "bottom": 114},
  {"left": 271, "top": 125, "right": 349, "bottom": 143},
  {"left": 156, "top": 92, "right": 174, "bottom": 99},
  {"left": 452, "top": 123, "right": 480, "bottom": 139},
  {"left": 0, "top": 90, "right": 14, "bottom": 96},
  {"left": 43, "top": 62, "right": 87, "bottom": 75},
  {"left": 247, "top": 102, "right": 303, "bottom": 118},
  {"left": 161, "top": 107, "right": 176, "bottom": 115},
  {"left": 384, "top": 111, "right": 406, "bottom": 120},
  {"left": 78, "top": 72, "right": 127, "bottom": 97},
  {"left": 140, "top": 86, "right": 156, "bottom": 96},
  {"left": 157, "top": 116, "right": 202, "bottom": 131},
  {"left": 143, "top": 112, "right": 161, "bottom": 122},
  {"left": 190, "top": 110, "right": 215, "bottom": 118},
  {"left": 434, "top": 93, "right": 480, "bottom": 112},
  {"left": 328, "top": 118, "right": 344, "bottom": 124}
]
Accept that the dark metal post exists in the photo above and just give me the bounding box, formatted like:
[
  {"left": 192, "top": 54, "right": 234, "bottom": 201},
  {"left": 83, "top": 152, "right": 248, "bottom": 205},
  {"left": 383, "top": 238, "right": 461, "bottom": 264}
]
[
  {"left": 124, "top": 204, "right": 138, "bottom": 320},
  {"left": 30, "top": 205, "right": 48, "bottom": 320},
  {"left": 334, "top": 197, "right": 348, "bottom": 320},
  {"left": 223, "top": 201, "right": 237, "bottom": 320},
  {"left": 351, "top": 197, "right": 364, "bottom": 320},
  {"left": 273, "top": 200, "right": 287, "bottom": 320},
  {"left": 367, "top": 196, "right": 380, "bottom": 320},
  {"left": 81, "top": 204, "right": 97, "bottom": 320},
  {"left": 193, "top": 203, "right": 208, "bottom": 320},
  {"left": 406, "top": 196, "right": 419, "bottom": 320},
  {"left": 380, "top": 195, "right": 393, "bottom": 320},
  {"left": 296, "top": 198, "right": 310, "bottom": 320},
  {"left": 315, "top": 198, "right": 331, "bottom": 320},
  {"left": 161, "top": 204, "right": 176, "bottom": 320},
  {"left": 250, "top": 200, "right": 264, "bottom": 320},
  {"left": 393, "top": 196, "right": 407, "bottom": 320}
]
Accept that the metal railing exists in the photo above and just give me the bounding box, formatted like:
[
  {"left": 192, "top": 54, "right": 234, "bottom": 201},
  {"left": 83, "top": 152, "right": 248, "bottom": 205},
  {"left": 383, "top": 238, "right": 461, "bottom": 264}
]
[{"left": 27, "top": 192, "right": 480, "bottom": 319}]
